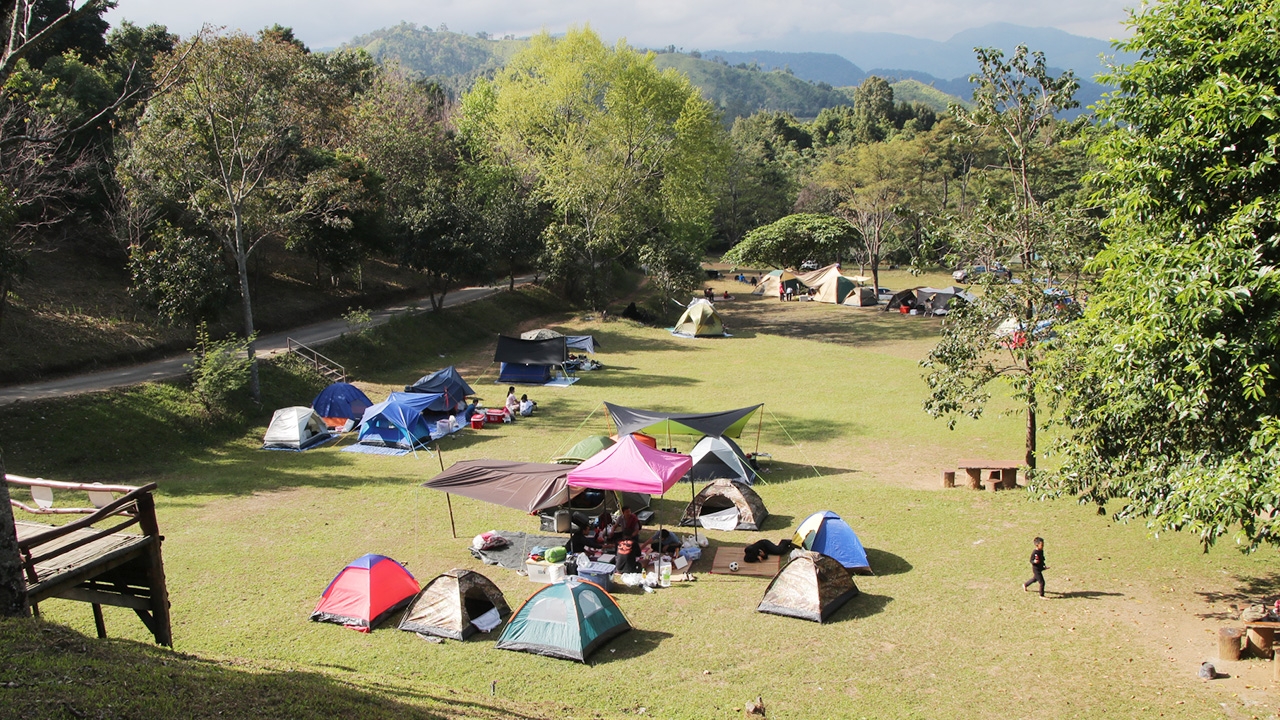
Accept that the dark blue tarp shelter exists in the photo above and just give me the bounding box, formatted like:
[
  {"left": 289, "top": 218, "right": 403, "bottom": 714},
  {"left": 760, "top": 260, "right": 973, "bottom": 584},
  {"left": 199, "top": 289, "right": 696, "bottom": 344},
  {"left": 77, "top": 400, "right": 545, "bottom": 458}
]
[
  {"left": 499, "top": 363, "right": 553, "bottom": 384},
  {"left": 358, "top": 398, "right": 440, "bottom": 449},
  {"left": 312, "top": 382, "right": 373, "bottom": 428},
  {"left": 403, "top": 366, "right": 475, "bottom": 409}
]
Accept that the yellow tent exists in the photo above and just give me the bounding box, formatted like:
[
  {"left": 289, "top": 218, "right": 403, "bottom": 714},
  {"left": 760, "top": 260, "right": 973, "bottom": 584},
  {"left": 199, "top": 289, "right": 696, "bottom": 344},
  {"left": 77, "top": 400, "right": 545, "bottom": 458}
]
[{"left": 672, "top": 300, "right": 726, "bottom": 337}]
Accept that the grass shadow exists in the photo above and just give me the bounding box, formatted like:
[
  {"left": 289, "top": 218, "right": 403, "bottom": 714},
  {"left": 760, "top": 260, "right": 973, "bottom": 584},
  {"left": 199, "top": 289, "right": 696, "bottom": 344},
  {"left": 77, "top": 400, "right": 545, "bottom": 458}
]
[
  {"left": 763, "top": 411, "right": 867, "bottom": 443},
  {"left": 1054, "top": 590, "right": 1124, "bottom": 600},
  {"left": 757, "top": 514, "right": 795, "bottom": 532},
  {"left": 864, "top": 548, "right": 912, "bottom": 576},
  {"left": 826, "top": 591, "right": 893, "bottom": 623},
  {"left": 588, "top": 628, "right": 675, "bottom": 665},
  {"left": 0, "top": 618, "right": 555, "bottom": 719},
  {"left": 754, "top": 461, "right": 858, "bottom": 485},
  {"left": 1195, "top": 572, "right": 1280, "bottom": 619}
]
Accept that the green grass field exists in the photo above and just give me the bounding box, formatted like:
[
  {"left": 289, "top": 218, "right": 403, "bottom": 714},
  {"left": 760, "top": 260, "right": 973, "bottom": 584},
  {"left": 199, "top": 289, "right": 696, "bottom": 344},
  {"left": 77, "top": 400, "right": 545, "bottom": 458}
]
[{"left": 3, "top": 281, "right": 1279, "bottom": 719}]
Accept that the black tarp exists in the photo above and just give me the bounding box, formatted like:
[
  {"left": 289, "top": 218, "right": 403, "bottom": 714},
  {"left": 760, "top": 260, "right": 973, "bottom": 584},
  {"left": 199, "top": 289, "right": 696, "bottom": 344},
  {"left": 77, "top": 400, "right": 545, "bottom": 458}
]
[
  {"left": 494, "top": 336, "right": 568, "bottom": 366},
  {"left": 423, "top": 460, "right": 577, "bottom": 513},
  {"left": 604, "top": 402, "right": 763, "bottom": 439}
]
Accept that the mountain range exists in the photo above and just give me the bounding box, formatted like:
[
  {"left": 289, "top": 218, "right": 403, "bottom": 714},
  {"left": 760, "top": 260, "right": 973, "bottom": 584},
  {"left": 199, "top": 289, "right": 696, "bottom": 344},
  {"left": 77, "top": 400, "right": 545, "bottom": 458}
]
[{"left": 343, "top": 22, "right": 1122, "bottom": 120}]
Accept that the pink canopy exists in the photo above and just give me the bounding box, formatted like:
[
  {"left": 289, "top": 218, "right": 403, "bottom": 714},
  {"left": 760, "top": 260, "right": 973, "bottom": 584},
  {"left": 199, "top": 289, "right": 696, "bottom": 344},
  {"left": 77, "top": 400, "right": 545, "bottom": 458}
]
[{"left": 566, "top": 434, "right": 693, "bottom": 495}]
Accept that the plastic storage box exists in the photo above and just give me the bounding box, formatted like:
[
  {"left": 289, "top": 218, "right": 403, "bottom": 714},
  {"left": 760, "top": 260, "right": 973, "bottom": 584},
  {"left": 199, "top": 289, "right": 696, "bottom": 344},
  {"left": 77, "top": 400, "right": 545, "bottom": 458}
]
[{"left": 526, "top": 560, "right": 566, "bottom": 584}]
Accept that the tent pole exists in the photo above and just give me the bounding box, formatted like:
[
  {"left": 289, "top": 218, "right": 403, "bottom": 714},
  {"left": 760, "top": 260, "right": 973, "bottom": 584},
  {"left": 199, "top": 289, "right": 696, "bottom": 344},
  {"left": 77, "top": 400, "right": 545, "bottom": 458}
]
[
  {"left": 445, "top": 492, "right": 457, "bottom": 539},
  {"left": 689, "top": 479, "right": 700, "bottom": 544},
  {"left": 754, "top": 405, "right": 764, "bottom": 456}
]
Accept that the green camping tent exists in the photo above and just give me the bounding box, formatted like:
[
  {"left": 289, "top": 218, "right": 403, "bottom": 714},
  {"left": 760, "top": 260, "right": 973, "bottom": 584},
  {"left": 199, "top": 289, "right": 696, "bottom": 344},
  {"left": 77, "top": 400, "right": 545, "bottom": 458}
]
[
  {"left": 496, "top": 578, "right": 631, "bottom": 662},
  {"left": 672, "top": 300, "right": 726, "bottom": 337},
  {"left": 554, "top": 435, "right": 616, "bottom": 464}
]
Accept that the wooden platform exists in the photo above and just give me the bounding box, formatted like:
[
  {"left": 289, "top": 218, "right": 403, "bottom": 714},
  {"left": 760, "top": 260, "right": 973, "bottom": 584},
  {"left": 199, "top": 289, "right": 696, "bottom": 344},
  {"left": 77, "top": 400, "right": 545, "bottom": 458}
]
[
  {"left": 9, "top": 476, "right": 171, "bottom": 645},
  {"left": 709, "top": 547, "right": 780, "bottom": 577}
]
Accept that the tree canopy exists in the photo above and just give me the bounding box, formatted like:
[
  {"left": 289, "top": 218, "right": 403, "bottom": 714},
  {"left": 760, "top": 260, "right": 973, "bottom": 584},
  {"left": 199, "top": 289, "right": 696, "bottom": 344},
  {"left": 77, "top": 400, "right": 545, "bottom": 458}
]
[
  {"left": 722, "top": 213, "right": 858, "bottom": 270},
  {"left": 1043, "top": 0, "right": 1280, "bottom": 550}
]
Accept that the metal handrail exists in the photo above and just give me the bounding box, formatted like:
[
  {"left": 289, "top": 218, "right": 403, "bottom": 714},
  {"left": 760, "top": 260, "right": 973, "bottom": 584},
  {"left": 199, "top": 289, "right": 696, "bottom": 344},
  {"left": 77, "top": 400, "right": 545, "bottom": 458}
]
[{"left": 286, "top": 337, "right": 346, "bottom": 381}]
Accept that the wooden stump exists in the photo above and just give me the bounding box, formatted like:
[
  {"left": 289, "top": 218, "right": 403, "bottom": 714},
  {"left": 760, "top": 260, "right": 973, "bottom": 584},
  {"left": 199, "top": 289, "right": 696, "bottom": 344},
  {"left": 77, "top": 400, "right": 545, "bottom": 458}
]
[
  {"left": 1248, "top": 627, "right": 1274, "bottom": 659},
  {"left": 942, "top": 471, "right": 956, "bottom": 488},
  {"left": 1274, "top": 643, "right": 1280, "bottom": 681},
  {"left": 1219, "top": 627, "right": 1243, "bottom": 661},
  {"left": 1001, "top": 468, "right": 1018, "bottom": 489},
  {"left": 986, "top": 471, "right": 1002, "bottom": 492},
  {"left": 965, "top": 468, "right": 981, "bottom": 490}
]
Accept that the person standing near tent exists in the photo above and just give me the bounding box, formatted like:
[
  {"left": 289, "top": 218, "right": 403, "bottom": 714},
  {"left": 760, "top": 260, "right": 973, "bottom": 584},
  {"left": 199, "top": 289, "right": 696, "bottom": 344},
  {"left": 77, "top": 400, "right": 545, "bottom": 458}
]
[{"left": 1022, "top": 537, "right": 1048, "bottom": 598}]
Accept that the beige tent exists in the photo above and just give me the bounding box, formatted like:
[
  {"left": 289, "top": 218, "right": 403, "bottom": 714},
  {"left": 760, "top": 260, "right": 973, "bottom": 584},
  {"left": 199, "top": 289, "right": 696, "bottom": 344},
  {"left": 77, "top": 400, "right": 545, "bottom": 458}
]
[
  {"left": 757, "top": 552, "right": 860, "bottom": 623},
  {"left": 398, "top": 569, "right": 510, "bottom": 640},
  {"left": 752, "top": 270, "right": 805, "bottom": 298},
  {"left": 843, "top": 287, "right": 878, "bottom": 306},
  {"left": 795, "top": 264, "right": 861, "bottom": 304},
  {"left": 679, "top": 478, "right": 769, "bottom": 531},
  {"left": 672, "top": 299, "right": 727, "bottom": 337}
]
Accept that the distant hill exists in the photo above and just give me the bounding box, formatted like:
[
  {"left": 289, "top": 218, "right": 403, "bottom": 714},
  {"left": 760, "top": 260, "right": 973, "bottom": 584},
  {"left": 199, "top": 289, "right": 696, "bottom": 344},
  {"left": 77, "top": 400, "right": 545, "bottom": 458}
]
[
  {"left": 651, "top": 53, "right": 854, "bottom": 120},
  {"left": 701, "top": 50, "right": 866, "bottom": 87},
  {"left": 719, "top": 22, "right": 1128, "bottom": 83},
  {"left": 888, "top": 79, "right": 968, "bottom": 113},
  {"left": 343, "top": 23, "right": 522, "bottom": 93}
]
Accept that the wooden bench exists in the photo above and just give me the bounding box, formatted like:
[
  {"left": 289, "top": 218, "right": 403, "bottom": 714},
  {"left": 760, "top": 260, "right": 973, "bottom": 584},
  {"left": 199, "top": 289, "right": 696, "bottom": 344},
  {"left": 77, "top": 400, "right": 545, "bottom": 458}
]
[
  {"left": 955, "top": 460, "right": 1022, "bottom": 491},
  {"left": 1243, "top": 621, "right": 1280, "bottom": 659},
  {"left": 8, "top": 475, "right": 172, "bottom": 646}
]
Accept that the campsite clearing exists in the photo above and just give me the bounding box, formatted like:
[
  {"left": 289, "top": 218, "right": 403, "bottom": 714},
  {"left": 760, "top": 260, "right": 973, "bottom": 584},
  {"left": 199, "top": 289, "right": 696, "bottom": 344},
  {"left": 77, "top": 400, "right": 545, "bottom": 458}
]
[{"left": 2, "top": 285, "right": 1279, "bottom": 719}]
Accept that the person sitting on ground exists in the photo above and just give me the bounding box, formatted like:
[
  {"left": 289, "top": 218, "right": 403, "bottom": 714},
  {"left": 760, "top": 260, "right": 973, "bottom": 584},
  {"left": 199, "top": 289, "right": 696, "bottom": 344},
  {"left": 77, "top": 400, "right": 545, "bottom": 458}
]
[
  {"left": 742, "top": 538, "right": 795, "bottom": 563},
  {"left": 613, "top": 537, "right": 641, "bottom": 574},
  {"left": 592, "top": 511, "right": 614, "bottom": 546},
  {"left": 722, "top": 290, "right": 730, "bottom": 300},
  {"left": 648, "top": 529, "right": 682, "bottom": 557},
  {"left": 610, "top": 505, "right": 641, "bottom": 540},
  {"left": 565, "top": 525, "right": 595, "bottom": 554},
  {"left": 519, "top": 393, "right": 536, "bottom": 416},
  {"left": 505, "top": 386, "right": 519, "bottom": 417}
]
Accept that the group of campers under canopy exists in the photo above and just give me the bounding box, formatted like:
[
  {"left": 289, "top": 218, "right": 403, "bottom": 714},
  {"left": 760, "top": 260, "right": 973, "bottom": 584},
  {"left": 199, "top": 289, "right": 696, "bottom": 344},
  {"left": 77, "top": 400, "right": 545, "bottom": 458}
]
[{"left": 306, "top": 392, "right": 879, "bottom": 658}]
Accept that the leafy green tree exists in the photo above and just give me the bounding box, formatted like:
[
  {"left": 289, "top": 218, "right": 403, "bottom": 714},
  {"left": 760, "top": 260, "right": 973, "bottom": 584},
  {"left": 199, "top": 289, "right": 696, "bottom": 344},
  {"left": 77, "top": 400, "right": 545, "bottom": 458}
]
[
  {"left": 922, "top": 45, "right": 1089, "bottom": 472},
  {"left": 185, "top": 322, "right": 255, "bottom": 413},
  {"left": 713, "top": 111, "right": 809, "bottom": 248},
  {"left": 1044, "top": 0, "right": 1280, "bottom": 550},
  {"left": 122, "top": 30, "right": 320, "bottom": 402},
  {"left": 722, "top": 212, "right": 858, "bottom": 270},
  {"left": 287, "top": 150, "right": 384, "bottom": 286},
  {"left": 128, "top": 221, "right": 228, "bottom": 328},
  {"left": 461, "top": 28, "right": 728, "bottom": 309},
  {"left": 348, "top": 66, "right": 474, "bottom": 310}
]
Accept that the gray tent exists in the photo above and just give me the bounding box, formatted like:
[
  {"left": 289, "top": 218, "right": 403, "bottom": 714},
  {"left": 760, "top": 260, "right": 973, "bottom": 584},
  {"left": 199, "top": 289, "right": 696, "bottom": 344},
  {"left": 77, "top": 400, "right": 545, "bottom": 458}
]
[
  {"left": 688, "top": 435, "right": 759, "bottom": 485},
  {"left": 398, "top": 569, "right": 510, "bottom": 640},
  {"left": 757, "top": 552, "right": 860, "bottom": 623},
  {"left": 882, "top": 288, "right": 921, "bottom": 312},
  {"left": 679, "top": 479, "right": 769, "bottom": 531},
  {"left": 262, "top": 406, "right": 331, "bottom": 450}
]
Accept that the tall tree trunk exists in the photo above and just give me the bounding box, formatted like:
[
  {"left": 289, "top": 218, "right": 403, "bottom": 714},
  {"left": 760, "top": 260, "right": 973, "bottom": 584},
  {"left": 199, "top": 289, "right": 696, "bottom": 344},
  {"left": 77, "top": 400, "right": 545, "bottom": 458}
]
[
  {"left": 0, "top": 461, "right": 31, "bottom": 617},
  {"left": 233, "top": 219, "right": 260, "bottom": 404},
  {"left": 870, "top": 252, "right": 881, "bottom": 296},
  {"left": 1025, "top": 393, "right": 1037, "bottom": 471},
  {"left": 0, "top": 275, "right": 9, "bottom": 332}
]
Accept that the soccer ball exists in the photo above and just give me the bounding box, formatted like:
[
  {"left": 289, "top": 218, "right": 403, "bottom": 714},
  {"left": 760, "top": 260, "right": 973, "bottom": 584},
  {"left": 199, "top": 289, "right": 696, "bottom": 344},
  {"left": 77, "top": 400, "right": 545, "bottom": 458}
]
[{"left": 728, "top": 561, "right": 740, "bottom": 572}]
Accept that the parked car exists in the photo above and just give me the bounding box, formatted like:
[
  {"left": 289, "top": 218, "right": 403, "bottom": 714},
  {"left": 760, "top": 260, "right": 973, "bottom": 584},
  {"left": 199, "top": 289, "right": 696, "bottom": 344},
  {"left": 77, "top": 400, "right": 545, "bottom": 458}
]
[
  {"left": 953, "top": 264, "right": 1011, "bottom": 282},
  {"left": 799, "top": 260, "right": 820, "bottom": 271}
]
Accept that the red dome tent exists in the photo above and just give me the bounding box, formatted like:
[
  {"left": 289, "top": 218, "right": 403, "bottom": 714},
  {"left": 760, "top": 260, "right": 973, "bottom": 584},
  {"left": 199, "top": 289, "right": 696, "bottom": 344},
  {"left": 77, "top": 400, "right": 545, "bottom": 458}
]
[{"left": 311, "top": 554, "right": 419, "bottom": 632}]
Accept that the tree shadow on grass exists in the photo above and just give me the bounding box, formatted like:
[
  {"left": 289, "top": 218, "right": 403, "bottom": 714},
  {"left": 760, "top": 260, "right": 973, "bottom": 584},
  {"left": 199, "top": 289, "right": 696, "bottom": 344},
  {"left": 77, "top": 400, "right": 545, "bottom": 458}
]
[
  {"left": 588, "top": 628, "right": 675, "bottom": 665},
  {"left": 753, "top": 461, "right": 858, "bottom": 485},
  {"left": 762, "top": 411, "right": 867, "bottom": 443},
  {"left": 583, "top": 328, "right": 699, "bottom": 355},
  {"left": 585, "top": 372, "right": 701, "bottom": 390},
  {"left": 826, "top": 591, "right": 893, "bottom": 623},
  {"left": 864, "top": 548, "right": 912, "bottom": 576},
  {"left": 1054, "top": 590, "right": 1124, "bottom": 600},
  {"left": 0, "top": 618, "right": 553, "bottom": 720},
  {"left": 1195, "top": 573, "right": 1280, "bottom": 620}
]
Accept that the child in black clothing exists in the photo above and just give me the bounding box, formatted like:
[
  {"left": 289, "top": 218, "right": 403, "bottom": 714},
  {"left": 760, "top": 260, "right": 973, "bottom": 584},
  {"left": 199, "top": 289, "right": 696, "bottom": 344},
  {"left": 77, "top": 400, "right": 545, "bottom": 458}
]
[
  {"left": 1022, "top": 537, "right": 1047, "bottom": 598},
  {"left": 743, "top": 538, "right": 794, "bottom": 563}
]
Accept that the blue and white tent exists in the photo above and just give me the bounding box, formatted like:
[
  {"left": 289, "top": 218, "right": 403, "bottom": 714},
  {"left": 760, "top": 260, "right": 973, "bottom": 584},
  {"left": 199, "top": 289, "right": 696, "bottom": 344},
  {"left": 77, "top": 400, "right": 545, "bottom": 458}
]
[
  {"left": 357, "top": 397, "right": 442, "bottom": 449},
  {"left": 312, "top": 382, "right": 373, "bottom": 429},
  {"left": 792, "top": 511, "right": 873, "bottom": 575}
]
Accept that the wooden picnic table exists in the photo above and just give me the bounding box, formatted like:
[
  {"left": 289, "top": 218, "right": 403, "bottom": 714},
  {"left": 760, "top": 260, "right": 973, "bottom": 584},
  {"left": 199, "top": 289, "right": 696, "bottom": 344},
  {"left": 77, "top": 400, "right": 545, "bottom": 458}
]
[
  {"left": 954, "top": 460, "right": 1022, "bottom": 491},
  {"left": 1243, "top": 620, "right": 1280, "bottom": 659}
]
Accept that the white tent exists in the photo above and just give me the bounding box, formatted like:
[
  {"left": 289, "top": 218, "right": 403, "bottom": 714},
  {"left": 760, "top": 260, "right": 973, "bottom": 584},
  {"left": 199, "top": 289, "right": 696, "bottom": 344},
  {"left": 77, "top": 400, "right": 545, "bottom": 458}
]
[
  {"left": 688, "top": 435, "right": 758, "bottom": 485},
  {"left": 263, "top": 406, "right": 332, "bottom": 450}
]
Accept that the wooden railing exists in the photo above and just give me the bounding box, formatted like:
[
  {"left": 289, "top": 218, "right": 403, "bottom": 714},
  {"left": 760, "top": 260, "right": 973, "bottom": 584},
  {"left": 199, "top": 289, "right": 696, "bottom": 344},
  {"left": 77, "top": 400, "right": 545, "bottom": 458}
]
[{"left": 286, "top": 337, "right": 346, "bottom": 382}]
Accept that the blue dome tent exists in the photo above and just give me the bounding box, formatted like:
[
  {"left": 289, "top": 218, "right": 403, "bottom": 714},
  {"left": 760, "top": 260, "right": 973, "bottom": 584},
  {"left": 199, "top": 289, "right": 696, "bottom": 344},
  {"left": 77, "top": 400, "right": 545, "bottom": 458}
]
[
  {"left": 792, "top": 511, "right": 873, "bottom": 575},
  {"left": 312, "top": 382, "right": 373, "bottom": 430}
]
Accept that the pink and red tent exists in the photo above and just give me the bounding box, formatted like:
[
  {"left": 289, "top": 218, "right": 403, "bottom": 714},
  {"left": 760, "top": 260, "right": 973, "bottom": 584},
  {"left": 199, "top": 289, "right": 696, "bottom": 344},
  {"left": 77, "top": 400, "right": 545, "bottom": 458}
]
[
  {"left": 567, "top": 434, "right": 692, "bottom": 495},
  {"left": 311, "top": 554, "right": 419, "bottom": 632}
]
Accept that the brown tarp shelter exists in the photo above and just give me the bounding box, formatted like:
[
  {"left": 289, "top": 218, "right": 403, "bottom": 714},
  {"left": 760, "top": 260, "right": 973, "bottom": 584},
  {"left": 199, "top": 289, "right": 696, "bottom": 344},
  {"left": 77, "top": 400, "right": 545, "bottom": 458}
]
[
  {"left": 679, "top": 479, "right": 769, "bottom": 531},
  {"left": 398, "top": 569, "right": 510, "bottom": 640},
  {"left": 757, "top": 551, "right": 860, "bottom": 623},
  {"left": 422, "top": 460, "right": 577, "bottom": 513}
]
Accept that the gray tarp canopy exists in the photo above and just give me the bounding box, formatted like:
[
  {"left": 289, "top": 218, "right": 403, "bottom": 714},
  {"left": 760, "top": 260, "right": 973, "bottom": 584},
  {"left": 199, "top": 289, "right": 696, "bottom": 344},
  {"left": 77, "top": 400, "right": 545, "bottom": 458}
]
[
  {"left": 604, "top": 402, "right": 763, "bottom": 439},
  {"left": 422, "top": 460, "right": 577, "bottom": 513},
  {"left": 494, "top": 336, "right": 568, "bottom": 366}
]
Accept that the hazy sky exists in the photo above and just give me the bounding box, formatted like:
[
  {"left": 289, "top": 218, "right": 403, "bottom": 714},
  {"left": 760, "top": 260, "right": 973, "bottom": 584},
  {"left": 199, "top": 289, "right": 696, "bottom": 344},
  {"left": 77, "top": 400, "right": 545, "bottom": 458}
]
[{"left": 105, "top": 0, "right": 1135, "bottom": 50}]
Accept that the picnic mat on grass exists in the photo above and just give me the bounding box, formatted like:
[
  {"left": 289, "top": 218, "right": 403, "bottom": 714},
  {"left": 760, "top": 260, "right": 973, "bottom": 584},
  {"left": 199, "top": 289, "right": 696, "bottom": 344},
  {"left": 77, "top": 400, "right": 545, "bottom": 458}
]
[
  {"left": 470, "top": 530, "right": 569, "bottom": 570},
  {"left": 709, "top": 547, "right": 780, "bottom": 577}
]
